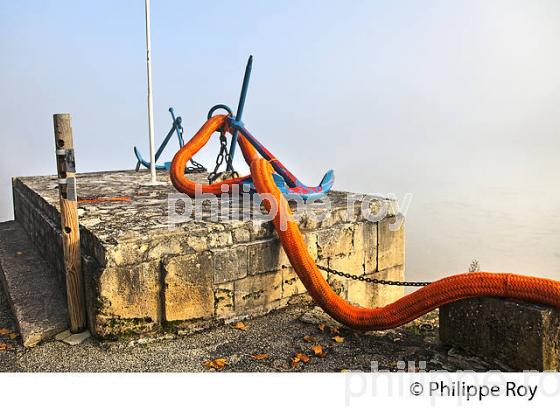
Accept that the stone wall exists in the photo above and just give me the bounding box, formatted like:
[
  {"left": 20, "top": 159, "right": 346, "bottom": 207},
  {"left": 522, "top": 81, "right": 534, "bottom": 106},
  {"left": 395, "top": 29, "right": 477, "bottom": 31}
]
[{"left": 13, "top": 171, "right": 405, "bottom": 339}]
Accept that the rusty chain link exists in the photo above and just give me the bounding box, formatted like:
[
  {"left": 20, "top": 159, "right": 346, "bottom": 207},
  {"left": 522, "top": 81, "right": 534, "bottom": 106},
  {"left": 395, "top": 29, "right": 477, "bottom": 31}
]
[{"left": 317, "top": 264, "right": 431, "bottom": 287}]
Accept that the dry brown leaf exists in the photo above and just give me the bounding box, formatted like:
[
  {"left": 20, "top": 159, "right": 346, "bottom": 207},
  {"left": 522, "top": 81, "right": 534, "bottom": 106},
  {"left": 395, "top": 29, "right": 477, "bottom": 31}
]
[
  {"left": 0, "top": 343, "right": 8, "bottom": 351},
  {"left": 203, "top": 358, "right": 227, "bottom": 370},
  {"left": 311, "top": 344, "right": 326, "bottom": 358},
  {"left": 231, "top": 321, "right": 247, "bottom": 331},
  {"left": 0, "top": 328, "right": 11, "bottom": 335},
  {"left": 303, "top": 335, "right": 315, "bottom": 343},
  {"left": 318, "top": 323, "right": 326, "bottom": 332},
  {"left": 291, "top": 352, "right": 310, "bottom": 368},
  {"left": 291, "top": 356, "right": 300, "bottom": 368},
  {"left": 252, "top": 353, "right": 269, "bottom": 360},
  {"left": 329, "top": 326, "right": 340, "bottom": 334},
  {"left": 296, "top": 352, "right": 310, "bottom": 363},
  {"left": 8, "top": 333, "right": 17, "bottom": 340},
  {"left": 332, "top": 336, "right": 345, "bottom": 343}
]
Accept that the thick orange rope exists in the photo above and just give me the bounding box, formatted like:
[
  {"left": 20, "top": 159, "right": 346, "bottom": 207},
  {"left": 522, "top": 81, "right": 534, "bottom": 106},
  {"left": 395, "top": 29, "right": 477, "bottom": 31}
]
[
  {"left": 170, "top": 114, "right": 258, "bottom": 196},
  {"left": 171, "top": 116, "right": 560, "bottom": 330}
]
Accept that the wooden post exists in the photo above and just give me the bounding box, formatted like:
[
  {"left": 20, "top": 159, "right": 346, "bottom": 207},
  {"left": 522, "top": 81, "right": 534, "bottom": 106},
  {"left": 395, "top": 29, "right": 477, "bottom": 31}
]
[{"left": 53, "top": 113, "right": 86, "bottom": 333}]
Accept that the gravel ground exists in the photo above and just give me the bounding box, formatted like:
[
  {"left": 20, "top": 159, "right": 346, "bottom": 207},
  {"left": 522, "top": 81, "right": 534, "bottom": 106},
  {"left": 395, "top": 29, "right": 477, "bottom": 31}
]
[{"left": 0, "top": 286, "right": 510, "bottom": 373}]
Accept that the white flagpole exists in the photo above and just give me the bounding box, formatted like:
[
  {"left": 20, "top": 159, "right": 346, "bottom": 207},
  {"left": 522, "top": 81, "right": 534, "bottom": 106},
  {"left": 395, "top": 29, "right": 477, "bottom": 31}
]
[{"left": 145, "top": 0, "right": 156, "bottom": 183}]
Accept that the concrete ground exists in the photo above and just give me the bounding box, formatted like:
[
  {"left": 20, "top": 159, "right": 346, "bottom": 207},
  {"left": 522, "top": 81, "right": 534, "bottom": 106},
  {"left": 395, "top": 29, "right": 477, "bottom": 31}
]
[{"left": 0, "top": 286, "right": 511, "bottom": 372}]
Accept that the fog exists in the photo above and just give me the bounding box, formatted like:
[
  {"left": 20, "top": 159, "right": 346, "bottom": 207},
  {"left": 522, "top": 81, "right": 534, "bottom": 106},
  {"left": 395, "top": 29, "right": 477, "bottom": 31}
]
[{"left": 1, "top": 0, "right": 559, "bottom": 282}]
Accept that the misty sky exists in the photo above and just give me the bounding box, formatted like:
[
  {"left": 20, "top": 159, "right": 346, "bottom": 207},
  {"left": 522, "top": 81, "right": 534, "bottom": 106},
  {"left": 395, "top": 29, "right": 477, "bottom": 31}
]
[{"left": 1, "top": 0, "right": 559, "bottom": 281}]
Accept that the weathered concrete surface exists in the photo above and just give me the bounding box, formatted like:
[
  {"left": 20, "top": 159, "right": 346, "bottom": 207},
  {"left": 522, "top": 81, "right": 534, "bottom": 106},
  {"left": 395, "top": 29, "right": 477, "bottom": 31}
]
[
  {"left": 440, "top": 297, "right": 560, "bottom": 371},
  {"left": 0, "top": 221, "right": 67, "bottom": 347},
  {"left": 11, "top": 170, "right": 405, "bottom": 339}
]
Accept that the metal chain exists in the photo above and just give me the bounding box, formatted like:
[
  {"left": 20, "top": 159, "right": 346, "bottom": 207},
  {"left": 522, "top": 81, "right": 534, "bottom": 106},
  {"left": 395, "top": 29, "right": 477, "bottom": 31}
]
[
  {"left": 317, "top": 264, "right": 431, "bottom": 287},
  {"left": 185, "top": 158, "right": 206, "bottom": 174},
  {"left": 176, "top": 120, "right": 206, "bottom": 174},
  {"left": 208, "top": 129, "right": 238, "bottom": 183}
]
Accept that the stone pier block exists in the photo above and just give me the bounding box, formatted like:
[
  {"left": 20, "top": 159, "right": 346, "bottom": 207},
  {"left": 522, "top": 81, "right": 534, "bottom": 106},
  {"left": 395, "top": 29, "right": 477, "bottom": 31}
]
[
  {"left": 440, "top": 297, "right": 560, "bottom": 371},
  {"left": 10, "top": 170, "right": 405, "bottom": 339}
]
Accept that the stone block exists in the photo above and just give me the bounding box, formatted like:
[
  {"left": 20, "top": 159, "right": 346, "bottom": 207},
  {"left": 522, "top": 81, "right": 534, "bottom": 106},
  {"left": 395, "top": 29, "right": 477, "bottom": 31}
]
[
  {"left": 234, "top": 270, "right": 283, "bottom": 312},
  {"left": 329, "top": 252, "right": 364, "bottom": 275},
  {"left": 374, "top": 266, "right": 405, "bottom": 306},
  {"left": 247, "top": 240, "right": 290, "bottom": 275},
  {"left": 282, "top": 268, "right": 307, "bottom": 298},
  {"left": 208, "top": 230, "right": 233, "bottom": 248},
  {"left": 105, "top": 235, "right": 191, "bottom": 267},
  {"left": 362, "top": 222, "right": 378, "bottom": 274},
  {"left": 303, "top": 232, "right": 318, "bottom": 261},
  {"left": 212, "top": 247, "right": 248, "bottom": 284},
  {"left": 214, "top": 282, "right": 234, "bottom": 319},
  {"left": 232, "top": 227, "right": 251, "bottom": 243},
  {"left": 324, "top": 250, "right": 367, "bottom": 302},
  {"left": 163, "top": 253, "right": 215, "bottom": 322},
  {"left": 440, "top": 297, "right": 560, "bottom": 371},
  {"left": 378, "top": 215, "right": 404, "bottom": 271},
  {"left": 248, "top": 218, "right": 274, "bottom": 240},
  {"left": 347, "top": 265, "right": 404, "bottom": 307},
  {"left": 98, "top": 259, "right": 161, "bottom": 322},
  {"left": 317, "top": 224, "right": 355, "bottom": 259},
  {"left": 186, "top": 235, "right": 208, "bottom": 252}
]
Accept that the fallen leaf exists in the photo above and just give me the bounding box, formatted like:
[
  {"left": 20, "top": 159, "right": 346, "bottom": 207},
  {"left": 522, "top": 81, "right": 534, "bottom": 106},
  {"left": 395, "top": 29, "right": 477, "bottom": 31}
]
[
  {"left": 203, "top": 358, "right": 227, "bottom": 370},
  {"left": 332, "top": 336, "right": 345, "bottom": 343},
  {"left": 318, "top": 324, "right": 326, "bottom": 332},
  {"left": 329, "top": 326, "right": 340, "bottom": 334},
  {"left": 231, "top": 321, "right": 247, "bottom": 331},
  {"left": 0, "top": 343, "right": 8, "bottom": 351},
  {"left": 252, "top": 353, "right": 269, "bottom": 360},
  {"left": 8, "top": 333, "right": 17, "bottom": 340},
  {"left": 291, "top": 352, "right": 311, "bottom": 368},
  {"left": 296, "top": 352, "right": 310, "bottom": 363},
  {"left": 0, "top": 328, "right": 11, "bottom": 335},
  {"left": 310, "top": 344, "right": 326, "bottom": 358},
  {"left": 303, "top": 335, "right": 315, "bottom": 343}
]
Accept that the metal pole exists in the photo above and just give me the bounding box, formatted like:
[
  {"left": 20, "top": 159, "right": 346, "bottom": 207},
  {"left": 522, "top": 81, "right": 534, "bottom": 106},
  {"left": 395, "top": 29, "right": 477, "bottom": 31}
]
[
  {"left": 227, "top": 55, "right": 253, "bottom": 172},
  {"left": 145, "top": 0, "right": 156, "bottom": 183}
]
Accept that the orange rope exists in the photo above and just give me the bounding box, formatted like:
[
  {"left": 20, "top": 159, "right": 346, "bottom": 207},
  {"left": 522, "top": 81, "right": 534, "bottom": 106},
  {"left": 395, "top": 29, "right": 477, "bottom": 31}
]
[
  {"left": 78, "top": 196, "right": 131, "bottom": 204},
  {"left": 170, "top": 116, "right": 560, "bottom": 330},
  {"left": 170, "top": 114, "right": 258, "bottom": 196}
]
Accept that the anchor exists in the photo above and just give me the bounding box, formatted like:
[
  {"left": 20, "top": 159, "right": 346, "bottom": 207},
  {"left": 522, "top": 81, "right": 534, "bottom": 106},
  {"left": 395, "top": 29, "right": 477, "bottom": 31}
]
[
  {"left": 204, "top": 56, "right": 334, "bottom": 200},
  {"left": 134, "top": 107, "right": 205, "bottom": 172}
]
